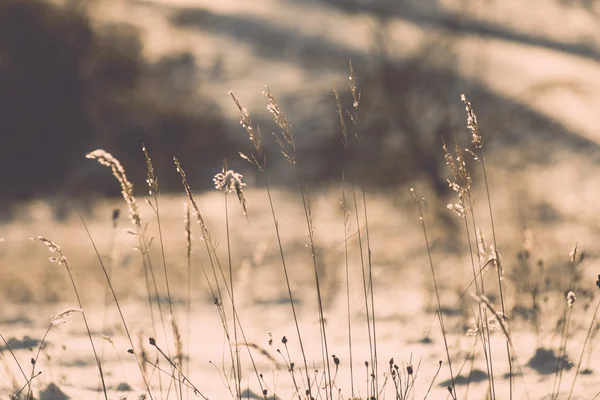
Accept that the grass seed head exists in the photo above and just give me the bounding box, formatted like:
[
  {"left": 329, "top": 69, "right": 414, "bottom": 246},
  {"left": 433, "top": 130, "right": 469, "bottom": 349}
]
[
  {"left": 86, "top": 149, "right": 141, "bottom": 227},
  {"left": 461, "top": 93, "right": 483, "bottom": 149},
  {"left": 214, "top": 168, "right": 248, "bottom": 215},
  {"left": 51, "top": 308, "right": 82, "bottom": 326},
  {"left": 567, "top": 291, "right": 576, "bottom": 307},
  {"left": 142, "top": 144, "right": 159, "bottom": 197},
  {"left": 30, "top": 236, "right": 67, "bottom": 265}
]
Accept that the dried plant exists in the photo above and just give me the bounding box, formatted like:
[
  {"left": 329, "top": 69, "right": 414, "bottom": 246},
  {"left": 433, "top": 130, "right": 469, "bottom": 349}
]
[
  {"left": 443, "top": 140, "right": 472, "bottom": 218},
  {"left": 213, "top": 168, "right": 248, "bottom": 216},
  {"left": 184, "top": 201, "right": 192, "bottom": 399},
  {"left": 51, "top": 308, "right": 82, "bottom": 326},
  {"left": 174, "top": 157, "right": 208, "bottom": 234},
  {"left": 142, "top": 144, "right": 159, "bottom": 197},
  {"left": 264, "top": 84, "right": 296, "bottom": 164},
  {"left": 86, "top": 149, "right": 141, "bottom": 227},
  {"left": 30, "top": 236, "right": 107, "bottom": 399},
  {"left": 411, "top": 188, "right": 457, "bottom": 400},
  {"left": 175, "top": 157, "right": 267, "bottom": 399},
  {"left": 229, "top": 89, "right": 312, "bottom": 399},
  {"left": 229, "top": 91, "right": 264, "bottom": 170},
  {"left": 24, "top": 307, "right": 83, "bottom": 398},
  {"left": 263, "top": 83, "right": 333, "bottom": 400},
  {"left": 461, "top": 94, "right": 483, "bottom": 149}
]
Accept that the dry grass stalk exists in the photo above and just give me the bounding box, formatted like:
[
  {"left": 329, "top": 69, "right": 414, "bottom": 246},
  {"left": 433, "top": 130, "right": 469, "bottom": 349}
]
[
  {"left": 460, "top": 93, "right": 513, "bottom": 399},
  {"left": 411, "top": 188, "right": 457, "bottom": 400},
  {"left": 184, "top": 201, "right": 192, "bottom": 400},
  {"left": 334, "top": 63, "right": 379, "bottom": 398},
  {"left": 175, "top": 157, "right": 267, "bottom": 399},
  {"left": 77, "top": 212, "right": 155, "bottom": 399},
  {"left": 149, "top": 337, "right": 208, "bottom": 400},
  {"left": 30, "top": 236, "right": 108, "bottom": 399},
  {"left": 86, "top": 149, "right": 141, "bottom": 227},
  {"left": 264, "top": 84, "right": 296, "bottom": 164},
  {"left": 443, "top": 140, "right": 471, "bottom": 218},
  {"left": 567, "top": 278, "right": 600, "bottom": 399},
  {"left": 333, "top": 84, "right": 349, "bottom": 149},
  {"left": 471, "top": 294, "right": 510, "bottom": 346},
  {"left": 174, "top": 157, "right": 208, "bottom": 235},
  {"left": 461, "top": 94, "right": 483, "bottom": 149},
  {"left": 142, "top": 143, "right": 178, "bottom": 395},
  {"left": 229, "top": 89, "right": 312, "bottom": 399},
  {"left": 184, "top": 203, "right": 192, "bottom": 258},
  {"left": 142, "top": 144, "right": 159, "bottom": 197},
  {"left": 443, "top": 133, "right": 497, "bottom": 397},
  {"left": 229, "top": 91, "right": 264, "bottom": 170},
  {"left": 348, "top": 61, "right": 360, "bottom": 112},
  {"left": 263, "top": 83, "right": 334, "bottom": 400},
  {"left": 31, "top": 236, "right": 67, "bottom": 265}
]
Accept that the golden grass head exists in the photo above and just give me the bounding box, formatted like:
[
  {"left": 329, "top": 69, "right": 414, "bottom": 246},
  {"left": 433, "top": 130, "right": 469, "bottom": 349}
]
[
  {"left": 442, "top": 139, "right": 471, "bottom": 217},
  {"left": 229, "top": 91, "right": 262, "bottom": 152},
  {"left": 263, "top": 84, "right": 296, "bottom": 164},
  {"left": 30, "top": 236, "right": 66, "bottom": 265},
  {"left": 461, "top": 93, "right": 483, "bottom": 149},
  {"left": 86, "top": 149, "right": 141, "bottom": 228},
  {"left": 142, "top": 144, "right": 159, "bottom": 197},
  {"left": 51, "top": 307, "right": 82, "bottom": 326},
  {"left": 264, "top": 84, "right": 289, "bottom": 132},
  {"left": 348, "top": 60, "right": 360, "bottom": 110},
  {"left": 229, "top": 91, "right": 265, "bottom": 171}
]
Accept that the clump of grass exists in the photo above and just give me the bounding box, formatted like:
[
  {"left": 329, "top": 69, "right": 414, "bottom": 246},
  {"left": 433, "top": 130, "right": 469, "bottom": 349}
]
[
  {"left": 174, "top": 157, "right": 267, "bottom": 399},
  {"left": 264, "top": 83, "right": 334, "bottom": 400},
  {"left": 229, "top": 90, "right": 312, "bottom": 398}
]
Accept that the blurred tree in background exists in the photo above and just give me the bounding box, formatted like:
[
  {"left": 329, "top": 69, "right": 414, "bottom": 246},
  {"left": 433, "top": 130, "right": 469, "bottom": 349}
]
[{"left": 0, "top": 0, "right": 234, "bottom": 216}]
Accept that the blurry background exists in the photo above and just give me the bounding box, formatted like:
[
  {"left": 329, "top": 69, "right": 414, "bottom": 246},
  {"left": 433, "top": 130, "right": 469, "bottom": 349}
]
[{"left": 2, "top": 0, "right": 600, "bottom": 219}]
